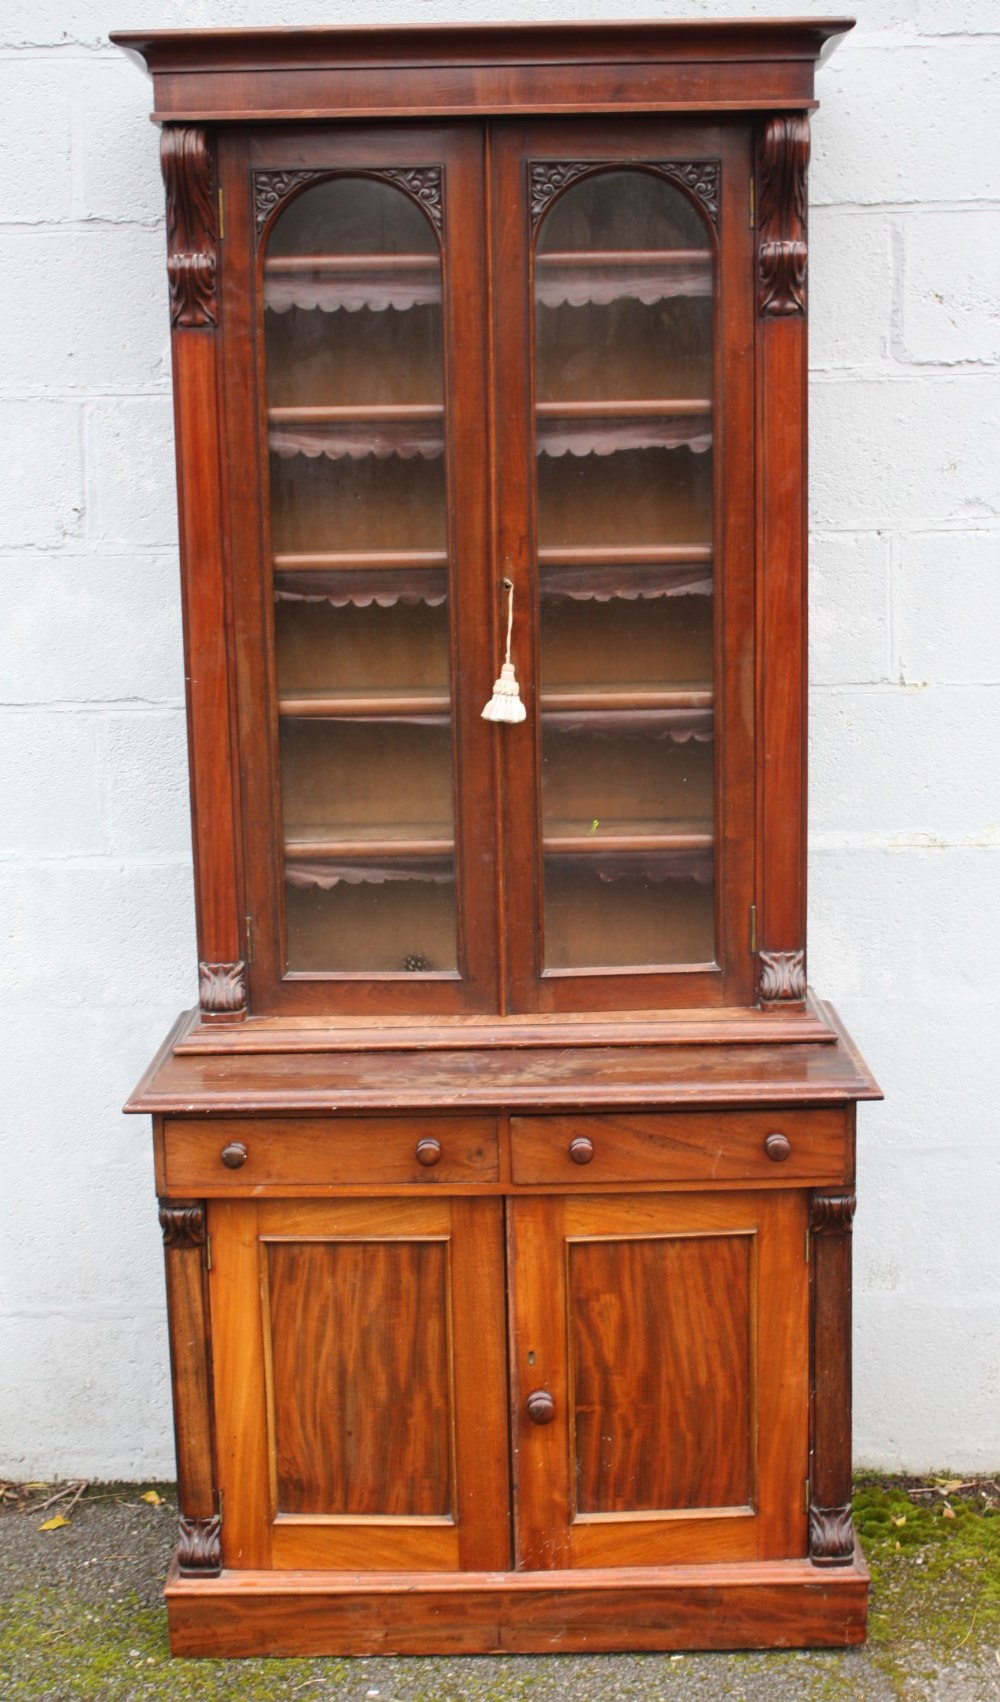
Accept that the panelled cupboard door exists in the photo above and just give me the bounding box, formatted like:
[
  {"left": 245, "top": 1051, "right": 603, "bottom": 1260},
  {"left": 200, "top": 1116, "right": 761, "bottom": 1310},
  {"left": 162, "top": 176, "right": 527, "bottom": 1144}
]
[
  {"left": 209, "top": 1197, "right": 510, "bottom": 1572},
  {"left": 508, "top": 1192, "right": 809, "bottom": 1568},
  {"left": 221, "top": 126, "right": 500, "bottom": 1017},
  {"left": 491, "top": 122, "right": 756, "bottom": 1013}
]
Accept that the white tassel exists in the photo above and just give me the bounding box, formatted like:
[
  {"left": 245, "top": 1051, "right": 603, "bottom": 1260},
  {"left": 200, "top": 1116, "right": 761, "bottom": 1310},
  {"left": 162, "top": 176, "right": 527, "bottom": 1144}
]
[{"left": 482, "top": 578, "right": 527, "bottom": 724}]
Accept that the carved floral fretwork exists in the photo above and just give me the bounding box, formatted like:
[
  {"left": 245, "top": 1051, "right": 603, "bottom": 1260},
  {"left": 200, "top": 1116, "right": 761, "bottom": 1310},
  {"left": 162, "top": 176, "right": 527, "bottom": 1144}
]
[
  {"left": 253, "top": 169, "right": 318, "bottom": 237},
  {"left": 530, "top": 161, "right": 597, "bottom": 225},
  {"left": 657, "top": 160, "right": 720, "bottom": 226},
  {"left": 756, "top": 115, "right": 810, "bottom": 316},
  {"left": 159, "top": 1202, "right": 207, "bottom": 1251},
  {"left": 161, "top": 126, "right": 217, "bottom": 328},
  {"left": 809, "top": 1502, "right": 856, "bottom": 1565},
  {"left": 530, "top": 159, "right": 720, "bottom": 229},
  {"left": 809, "top": 1193, "right": 857, "bottom": 1236},
  {"left": 759, "top": 948, "right": 807, "bottom": 1003},
  {"left": 177, "top": 1512, "right": 222, "bottom": 1577},
  {"left": 254, "top": 166, "right": 443, "bottom": 239},
  {"left": 379, "top": 167, "right": 443, "bottom": 230},
  {"left": 198, "top": 960, "right": 248, "bottom": 1017}
]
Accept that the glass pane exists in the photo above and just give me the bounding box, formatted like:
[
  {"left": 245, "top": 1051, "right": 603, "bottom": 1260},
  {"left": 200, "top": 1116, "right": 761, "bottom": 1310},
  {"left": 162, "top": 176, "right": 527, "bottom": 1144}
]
[
  {"left": 264, "top": 176, "right": 456, "bottom": 975},
  {"left": 534, "top": 168, "right": 715, "bottom": 971}
]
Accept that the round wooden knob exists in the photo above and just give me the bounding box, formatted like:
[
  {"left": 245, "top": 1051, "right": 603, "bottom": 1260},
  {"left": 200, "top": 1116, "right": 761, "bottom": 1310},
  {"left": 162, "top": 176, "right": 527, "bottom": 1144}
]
[
  {"left": 221, "top": 1141, "right": 248, "bottom": 1170},
  {"left": 415, "top": 1137, "right": 442, "bottom": 1167},
  {"left": 526, "top": 1389, "right": 556, "bottom": 1425},
  {"left": 764, "top": 1132, "right": 792, "bottom": 1163},
  {"left": 569, "top": 1136, "right": 594, "bottom": 1166}
]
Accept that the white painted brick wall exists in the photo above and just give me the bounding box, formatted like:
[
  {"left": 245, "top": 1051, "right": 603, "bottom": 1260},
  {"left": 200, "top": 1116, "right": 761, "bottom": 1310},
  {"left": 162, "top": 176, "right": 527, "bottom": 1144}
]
[{"left": 0, "top": 0, "right": 997, "bottom": 1480}]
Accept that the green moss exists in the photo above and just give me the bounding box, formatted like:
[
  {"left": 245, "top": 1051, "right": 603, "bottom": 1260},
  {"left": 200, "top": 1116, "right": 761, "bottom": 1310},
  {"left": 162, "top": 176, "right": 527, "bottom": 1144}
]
[
  {"left": 0, "top": 1586, "right": 349, "bottom": 1701},
  {"left": 853, "top": 1477, "right": 1000, "bottom": 1695}
]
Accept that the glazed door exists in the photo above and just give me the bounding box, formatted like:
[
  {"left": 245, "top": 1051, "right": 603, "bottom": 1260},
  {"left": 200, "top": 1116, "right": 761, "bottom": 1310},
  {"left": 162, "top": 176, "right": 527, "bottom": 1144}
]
[
  {"left": 223, "top": 126, "right": 500, "bottom": 1016},
  {"left": 491, "top": 123, "right": 756, "bottom": 1012},
  {"left": 209, "top": 1196, "right": 510, "bottom": 1571},
  {"left": 508, "top": 1192, "right": 809, "bottom": 1567}
]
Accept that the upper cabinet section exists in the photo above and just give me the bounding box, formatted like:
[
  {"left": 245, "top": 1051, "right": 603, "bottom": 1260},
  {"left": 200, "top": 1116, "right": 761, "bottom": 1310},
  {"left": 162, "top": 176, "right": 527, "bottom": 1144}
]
[{"left": 115, "top": 22, "right": 853, "bottom": 1032}]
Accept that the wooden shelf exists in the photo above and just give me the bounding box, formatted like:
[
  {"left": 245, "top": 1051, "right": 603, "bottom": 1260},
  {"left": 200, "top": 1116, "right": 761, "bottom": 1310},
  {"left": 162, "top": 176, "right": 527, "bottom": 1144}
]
[
  {"left": 541, "top": 686, "right": 711, "bottom": 711},
  {"left": 276, "top": 687, "right": 710, "bottom": 737},
  {"left": 544, "top": 818, "right": 713, "bottom": 854},
  {"left": 268, "top": 402, "right": 711, "bottom": 462},
  {"left": 273, "top": 550, "right": 710, "bottom": 604},
  {"left": 279, "top": 690, "right": 450, "bottom": 720},
  {"left": 269, "top": 403, "right": 444, "bottom": 461},
  {"left": 285, "top": 828, "right": 453, "bottom": 858},
  {"left": 538, "top": 549, "right": 712, "bottom": 601},
  {"left": 537, "top": 398, "right": 712, "bottom": 458},
  {"left": 284, "top": 826, "right": 455, "bottom": 889},
  {"left": 264, "top": 253, "right": 441, "bottom": 314},
  {"left": 262, "top": 249, "right": 712, "bottom": 316},
  {"left": 274, "top": 550, "right": 449, "bottom": 571},
  {"left": 541, "top": 689, "right": 712, "bottom": 741},
  {"left": 536, "top": 249, "right": 712, "bottom": 307},
  {"left": 274, "top": 552, "right": 449, "bottom": 608}
]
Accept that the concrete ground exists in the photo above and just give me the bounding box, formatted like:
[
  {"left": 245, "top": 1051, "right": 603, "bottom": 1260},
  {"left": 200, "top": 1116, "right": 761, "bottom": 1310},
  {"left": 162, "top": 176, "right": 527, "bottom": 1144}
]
[{"left": 1, "top": 1480, "right": 998, "bottom": 1701}]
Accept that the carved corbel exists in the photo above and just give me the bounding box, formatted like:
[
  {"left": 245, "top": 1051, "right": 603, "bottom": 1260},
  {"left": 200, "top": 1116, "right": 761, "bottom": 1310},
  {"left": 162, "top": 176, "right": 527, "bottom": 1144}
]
[
  {"left": 198, "top": 959, "right": 248, "bottom": 1021},
  {"left": 810, "top": 1192, "right": 857, "bottom": 1238},
  {"left": 177, "top": 1512, "right": 222, "bottom": 1577},
  {"left": 158, "top": 1201, "right": 207, "bottom": 1251},
  {"left": 759, "top": 948, "right": 807, "bottom": 1004},
  {"left": 757, "top": 115, "right": 809, "bottom": 316},
  {"left": 161, "top": 126, "right": 218, "bottom": 328}
]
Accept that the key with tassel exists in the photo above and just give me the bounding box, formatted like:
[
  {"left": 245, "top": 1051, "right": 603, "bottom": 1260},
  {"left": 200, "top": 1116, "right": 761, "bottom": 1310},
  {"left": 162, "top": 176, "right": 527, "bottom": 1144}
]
[{"left": 481, "top": 577, "right": 527, "bottom": 724}]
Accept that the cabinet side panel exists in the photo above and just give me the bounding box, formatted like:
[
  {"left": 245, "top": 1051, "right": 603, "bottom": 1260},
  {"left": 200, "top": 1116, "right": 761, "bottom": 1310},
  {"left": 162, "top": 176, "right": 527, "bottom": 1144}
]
[
  {"left": 755, "top": 116, "right": 809, "bottom": 999},
  {"left": 164, "top": 127, "right": 245, "bottom": 1013}
]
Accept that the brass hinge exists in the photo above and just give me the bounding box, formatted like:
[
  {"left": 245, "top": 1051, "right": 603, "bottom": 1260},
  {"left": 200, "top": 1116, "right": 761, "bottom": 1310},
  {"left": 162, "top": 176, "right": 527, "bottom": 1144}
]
[
  {"left": 749, "top": 903, "right": 758, "bottom": 955},
  {"left": 203, "top": 1234, "right": 212, "bottom": 1273},
  {"left": 749, "top": 175, "right": 756, "bottom": 229},
  {"left": 218, "top": 188, "right": 225, "bottom": 240},
  {"left": 218, "top": 1488, "right": 224, "bottom": 1524},
  {"left": 805, "top": 1224, "right": 811, "bottom": 1265},
  {"left": 804, "top": 1476, "right": 811, "bottom": 1515},
  {"left": 245, "top": 915, "right": 254, "bottom": 965}
]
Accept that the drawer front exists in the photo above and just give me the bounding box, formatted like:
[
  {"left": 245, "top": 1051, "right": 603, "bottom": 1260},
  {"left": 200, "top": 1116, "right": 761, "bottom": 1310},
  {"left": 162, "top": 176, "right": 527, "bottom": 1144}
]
[
  {"left": 164, "top": 1117, "right": 498, "bottom": 1191},
  {"left": 510, "top": 1110, "right": 847, "bottom": 1185}
]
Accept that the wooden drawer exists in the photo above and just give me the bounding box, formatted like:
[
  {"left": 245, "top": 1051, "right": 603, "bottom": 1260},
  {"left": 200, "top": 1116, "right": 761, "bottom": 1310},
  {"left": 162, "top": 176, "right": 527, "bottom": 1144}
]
[
  {"left": 163, "top": 1117, "right": 498, "bottom": 1191},
  {"left": 510, "top": 1109, "right": 847, "bottom": 1186}
]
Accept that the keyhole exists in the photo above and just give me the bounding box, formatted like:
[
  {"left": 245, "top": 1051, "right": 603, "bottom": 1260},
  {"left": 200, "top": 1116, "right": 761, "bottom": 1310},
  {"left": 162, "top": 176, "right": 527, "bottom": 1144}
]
[{"left": 528, "top": 1351, "right": 535, "bottom": 1365}]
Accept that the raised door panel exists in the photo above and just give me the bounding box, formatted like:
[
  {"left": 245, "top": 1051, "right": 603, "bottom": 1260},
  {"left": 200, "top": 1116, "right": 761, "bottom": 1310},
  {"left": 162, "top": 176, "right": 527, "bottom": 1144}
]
[
  {"left": 491, "top": 120, "right": 756, "bottom": 1013},
  {"left": 221, "top": 125, "right": 499, "bottom": 1016},
  {"left": 509, "top": 1192, "right": 808, "bottom": 1568},
  {"left": 210, "top": 1195, "right": 510, "bottom": 1572}
]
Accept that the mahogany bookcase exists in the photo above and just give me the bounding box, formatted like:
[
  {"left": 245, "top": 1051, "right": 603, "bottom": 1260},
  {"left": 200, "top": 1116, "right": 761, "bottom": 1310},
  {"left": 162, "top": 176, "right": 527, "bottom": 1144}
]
[{"left": 114, "top": 19, "right": 880, "bottom": 1656}]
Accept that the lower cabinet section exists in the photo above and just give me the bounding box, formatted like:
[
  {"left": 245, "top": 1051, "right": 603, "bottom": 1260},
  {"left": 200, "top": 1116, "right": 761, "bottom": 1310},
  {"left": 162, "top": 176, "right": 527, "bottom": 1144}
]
[{"left": 159, "top": 1122, "right": 866, "bottom": 1653}]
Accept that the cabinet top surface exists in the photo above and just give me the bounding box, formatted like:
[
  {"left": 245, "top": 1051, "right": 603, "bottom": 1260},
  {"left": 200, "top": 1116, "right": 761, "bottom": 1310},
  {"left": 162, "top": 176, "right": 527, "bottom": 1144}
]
[
  {"left": 127, "top": 1003, "right": 880, "bottom": 1115},
  {"left": 112, "top": 18, "right": 854, "bottom": 120}
]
